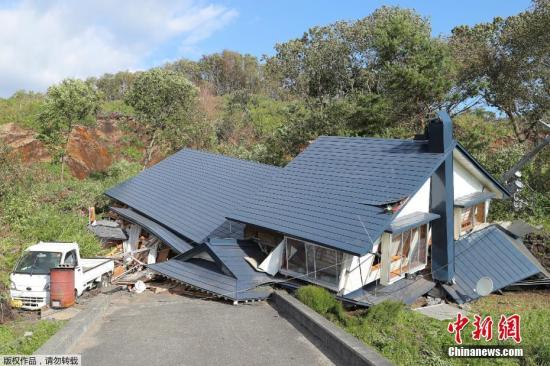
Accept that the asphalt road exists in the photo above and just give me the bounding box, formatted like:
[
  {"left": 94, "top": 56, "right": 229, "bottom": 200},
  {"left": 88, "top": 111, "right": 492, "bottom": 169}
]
[{"left": 70, "top": 291, "right": 337, "bottom": 366}]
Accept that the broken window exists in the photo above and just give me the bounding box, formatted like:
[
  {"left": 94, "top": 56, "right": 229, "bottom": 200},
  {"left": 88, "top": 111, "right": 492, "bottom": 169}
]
[
  {"left": 282, "top": 238, "right": 343, "bottom": 288},
  {"left": 383, "top": 224, "right": 429, "bottom": 284},
  {"left": 458, "top": 202, "right": 487, "bottom": 237},
  {"left": 285, "top": 238, "right": 307, "bottom": 274}
]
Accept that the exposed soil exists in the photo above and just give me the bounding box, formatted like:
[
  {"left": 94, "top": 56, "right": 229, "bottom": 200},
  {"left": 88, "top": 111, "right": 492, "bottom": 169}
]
[{"left": 524, "top": 232, "right": 550, "bottom": 273}]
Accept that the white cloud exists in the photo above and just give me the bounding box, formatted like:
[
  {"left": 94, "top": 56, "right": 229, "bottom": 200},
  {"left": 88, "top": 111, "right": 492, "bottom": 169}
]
[{"left": 0, "top": 0, "right": 238, "bottom": 97}]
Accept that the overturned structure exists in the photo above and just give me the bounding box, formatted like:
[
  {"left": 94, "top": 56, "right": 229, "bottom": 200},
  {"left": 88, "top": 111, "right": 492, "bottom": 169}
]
[{"left": 105, "top": 112, "right": 548, "bottom": 304}]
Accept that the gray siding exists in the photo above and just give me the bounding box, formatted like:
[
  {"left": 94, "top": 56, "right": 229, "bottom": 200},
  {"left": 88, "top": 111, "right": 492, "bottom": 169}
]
[
  {"left": 106, "top": 149, "right": 281, "bottom": 245},
  {"left": 229, "top": 136, "right": 446, "bottom": 255}
]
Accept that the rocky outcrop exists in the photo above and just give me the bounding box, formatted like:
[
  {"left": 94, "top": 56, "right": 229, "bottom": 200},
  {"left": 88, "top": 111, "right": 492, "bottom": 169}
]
[
  {"left": 1, "top": 113, "right": 158, "bottom": 179},
  {"left": 66, "top": 126, "right": 112, "bottom": 180},
  {"left": 0, "top": 123, "right": 51, "bottom": 164}
]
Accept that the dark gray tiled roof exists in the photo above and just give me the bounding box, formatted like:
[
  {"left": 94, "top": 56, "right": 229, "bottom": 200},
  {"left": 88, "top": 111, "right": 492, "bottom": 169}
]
[
  {"left": 148, "top": 239, "right": 276, "bottom": 301},
  {"left": 443, "top": 225, "right": 542, "bottom": 304},
  {"left": 228, "top": 136, "right": 447, "bottom": 255},
  {"left": 106, "top": 149, "right": 281, "bottom": 245},
  {"left": 387, "top": 212, "right": 440, "bottom": 234},
  {"left": 111, "top": 207, "right": 193, "bottom": 253},
  {"left": 454, "top": 191, "right": 495, "bottom": 208}
]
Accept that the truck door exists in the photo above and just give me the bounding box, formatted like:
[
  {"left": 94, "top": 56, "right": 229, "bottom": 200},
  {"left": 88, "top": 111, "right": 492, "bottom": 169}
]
[{"left": 64, "top": 250, "right": 83, "bottom": 295}]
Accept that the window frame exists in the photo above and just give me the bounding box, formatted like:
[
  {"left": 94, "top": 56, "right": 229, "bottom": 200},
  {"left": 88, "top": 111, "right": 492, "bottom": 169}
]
[
  {"left": 281, "top": 237, "right": 344, "bottom": 290},
  {"left": 63, "top": 249, "right": 78, "bottom": 267},
  {"left": 456, "top": 200, "right": 488, "bottom": 238},
  {"left": 384, "top": 223, "right": 429, "bottom": 284}
]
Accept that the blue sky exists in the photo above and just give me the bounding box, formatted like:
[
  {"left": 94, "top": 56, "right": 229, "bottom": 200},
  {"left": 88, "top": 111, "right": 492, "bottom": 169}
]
[
  {"left": 0, "top": 0, "right": 531, "bottom": 97},
  {"left": 170, "top": 0, "right": 531, "bottom": 61}
]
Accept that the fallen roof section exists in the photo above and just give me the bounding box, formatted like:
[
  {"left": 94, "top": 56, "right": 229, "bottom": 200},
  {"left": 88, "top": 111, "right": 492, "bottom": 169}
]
[
  {"left": 443, "top": 225, "right": 544, "bottom": 304},
  {"left": 111, "top": 207, "right": 193, "bottom": 253},
  {"left": 148, "top": 239, "right": 277, "bottom": 302},
  {"left": 106, "top": 149, "right": 281, "bottom": 245},
  {"left": 339, "top": 277, "right": 436, "bottom": 306},
  {"left": 229, "top": 136, "right": 448, "bottom": 256}
]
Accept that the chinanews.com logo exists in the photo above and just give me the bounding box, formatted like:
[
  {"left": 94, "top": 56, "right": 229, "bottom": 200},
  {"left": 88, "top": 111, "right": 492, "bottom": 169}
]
[{"left": 446, "top": 313, "right": 524, "bottom": 358}]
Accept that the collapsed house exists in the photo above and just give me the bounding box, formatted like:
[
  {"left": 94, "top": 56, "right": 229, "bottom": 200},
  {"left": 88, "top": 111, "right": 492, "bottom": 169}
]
[{"left": 104, "top": 112, "right": 548, "bottom": 305}]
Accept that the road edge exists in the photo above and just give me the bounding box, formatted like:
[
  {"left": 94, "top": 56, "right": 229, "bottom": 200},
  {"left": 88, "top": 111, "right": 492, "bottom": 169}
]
[
  {"left": 34, "top": 294, "right": 110, "bottom": 355},
  {"left": 270, "top": 290, "right": 394, "bottom": 366}
]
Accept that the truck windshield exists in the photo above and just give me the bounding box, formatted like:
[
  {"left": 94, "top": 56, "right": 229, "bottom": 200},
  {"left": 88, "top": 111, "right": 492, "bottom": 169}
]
[{"left": 14, "top": 251, "right": 62, "bottom": 275}]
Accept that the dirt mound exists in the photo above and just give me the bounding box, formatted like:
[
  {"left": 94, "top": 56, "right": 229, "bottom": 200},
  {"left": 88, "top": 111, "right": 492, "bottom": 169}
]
[
  {"left": 0, "top": 123, "right": 51, "bottom": 164},
  {"left": 524, "top": 231, "right": 550, "bottom": 273}
]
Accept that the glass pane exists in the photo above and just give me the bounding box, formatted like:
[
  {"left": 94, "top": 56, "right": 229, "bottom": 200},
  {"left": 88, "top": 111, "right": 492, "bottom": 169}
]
[
  {"left": 315, "top": 246, "right": 341, "bottom": 285},
  {"left": 14, "top": 251, "right": 62, "bottom": 275},
  {"left": 390, "top": 233, "right": 401, "bottom": 257},
  {"left": 461, "top": 208, "right": 473, "bottom": 232},
  {"left": 306, "top": 245, "right": 316, "bottom": 279},
  {"left": 65, "top": 251, "right": 76, "bottom": 266},
  {"left": 475, "top": 203, "right": 485, "bottom": 223},
  {"left": 286, "top": 238, "right": 307, "bottom": 274},
  {"left": 409, "top": 225, "right": 428, "bottom": 272}
]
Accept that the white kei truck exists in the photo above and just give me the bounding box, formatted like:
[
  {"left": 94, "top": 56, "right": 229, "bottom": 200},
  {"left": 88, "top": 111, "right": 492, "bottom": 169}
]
[{"left": 9, "top": 242, "right": 114, "bottom": 310}]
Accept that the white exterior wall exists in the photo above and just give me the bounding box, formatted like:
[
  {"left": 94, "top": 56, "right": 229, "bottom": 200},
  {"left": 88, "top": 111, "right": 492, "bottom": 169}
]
[
  {"left": 396, "top": 178, "right": 431, "bottom": 219},
  {"left": 340, "top": 241, "right": 379, "bottom": 295},
  {"left": 453, "top": 159, "right": 484, "bottom": 199}
]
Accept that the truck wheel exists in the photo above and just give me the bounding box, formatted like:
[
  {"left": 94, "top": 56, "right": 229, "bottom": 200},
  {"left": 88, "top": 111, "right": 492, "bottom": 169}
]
[{"left": 98, "top": 274, "right": 111, "bottom": 289}]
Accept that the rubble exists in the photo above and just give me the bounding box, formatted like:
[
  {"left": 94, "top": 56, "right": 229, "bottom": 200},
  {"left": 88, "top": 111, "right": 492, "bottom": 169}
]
[{"left": 86, "top": 208, "right": 176, "bottom": 293}]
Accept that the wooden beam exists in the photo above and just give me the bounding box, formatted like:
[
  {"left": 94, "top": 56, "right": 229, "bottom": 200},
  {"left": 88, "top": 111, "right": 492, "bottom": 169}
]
[{"left": 380, "top": 233, "right": 391, "bottom": 286}]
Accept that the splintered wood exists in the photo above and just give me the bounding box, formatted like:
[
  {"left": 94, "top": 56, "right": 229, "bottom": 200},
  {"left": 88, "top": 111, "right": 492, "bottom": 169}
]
[{"left": 101, "top": 214, "right": 174, "bottom": 289}]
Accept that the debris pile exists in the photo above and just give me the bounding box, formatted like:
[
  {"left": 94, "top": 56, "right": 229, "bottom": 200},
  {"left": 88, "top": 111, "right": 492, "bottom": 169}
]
[{"left": 87, "top": 207, "right": 173, "bottom": 292}]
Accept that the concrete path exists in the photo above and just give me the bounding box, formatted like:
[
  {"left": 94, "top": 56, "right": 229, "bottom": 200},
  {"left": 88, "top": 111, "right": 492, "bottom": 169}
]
[
  {"left": 414, "top": 303, "right": 467, "bottom": 320},
  {"left": 71, "top": 291, "right": 336, "bottom": 366}
]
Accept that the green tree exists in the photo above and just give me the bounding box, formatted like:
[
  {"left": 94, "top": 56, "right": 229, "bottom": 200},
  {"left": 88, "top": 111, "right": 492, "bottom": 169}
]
[
  {"left": 91, "top": 71, "right": 137, "bottom": 101},
  {"left": 450, "top": 0, "right": 550, "bottom": 142},
  {"left": 125, "top": 68, "right": 198, "bottom": 167},
  {"left": 163, "top": 59, "right": 202, "bottom": 85},
  {"left": 38, "top": 79, "right": 101, "bottom": 182},
  {"left": 265, "top": 6, "right": 453, "bottom": 132},
  {"left": 199, "top": 50, "right": 263, "bottom": 95}
]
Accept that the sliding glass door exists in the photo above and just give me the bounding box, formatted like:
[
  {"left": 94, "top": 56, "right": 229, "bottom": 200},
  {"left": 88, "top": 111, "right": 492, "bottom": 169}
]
[{"left": 283, "top": 237, "right": 343, "bottom": 289}]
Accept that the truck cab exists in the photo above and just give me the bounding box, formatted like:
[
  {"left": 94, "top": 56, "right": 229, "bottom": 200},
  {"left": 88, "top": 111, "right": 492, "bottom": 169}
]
[{"left": 9, "top": 242, "right": 113, "bottom": 310}]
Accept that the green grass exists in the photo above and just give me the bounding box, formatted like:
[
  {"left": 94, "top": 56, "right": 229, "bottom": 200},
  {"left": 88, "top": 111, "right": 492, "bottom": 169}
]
[
  {"left": 0, "top": 92, "right": 44, "bottom": 130},
  {"left": 296, "top": 286, "right": 550, "bottom": 366},
  {"left": 0, "top": 319, "right": 65, "bottom": 354},
  {"left": 0, "top": 160, "right": 141, "bottom": 285}
]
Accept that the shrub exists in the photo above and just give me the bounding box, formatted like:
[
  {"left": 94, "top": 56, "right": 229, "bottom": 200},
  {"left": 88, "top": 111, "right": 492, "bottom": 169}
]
[
  {"left": 296, "top": 285, "right": 335, "bottom": 314},
  {"left": 364, "top": 300, "right": 405, "bottom": 326},
  {"left": 295, "top": 285, "right": 347, "bottom": 323}
]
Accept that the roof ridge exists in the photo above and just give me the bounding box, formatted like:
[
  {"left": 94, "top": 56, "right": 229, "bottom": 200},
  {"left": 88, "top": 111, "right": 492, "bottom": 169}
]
[
  {"left": 179, "top": 148, "right": 282, "bottom": 170},
  {"left": 317, "top": 135, "right": 427, "bottom": 143}
]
